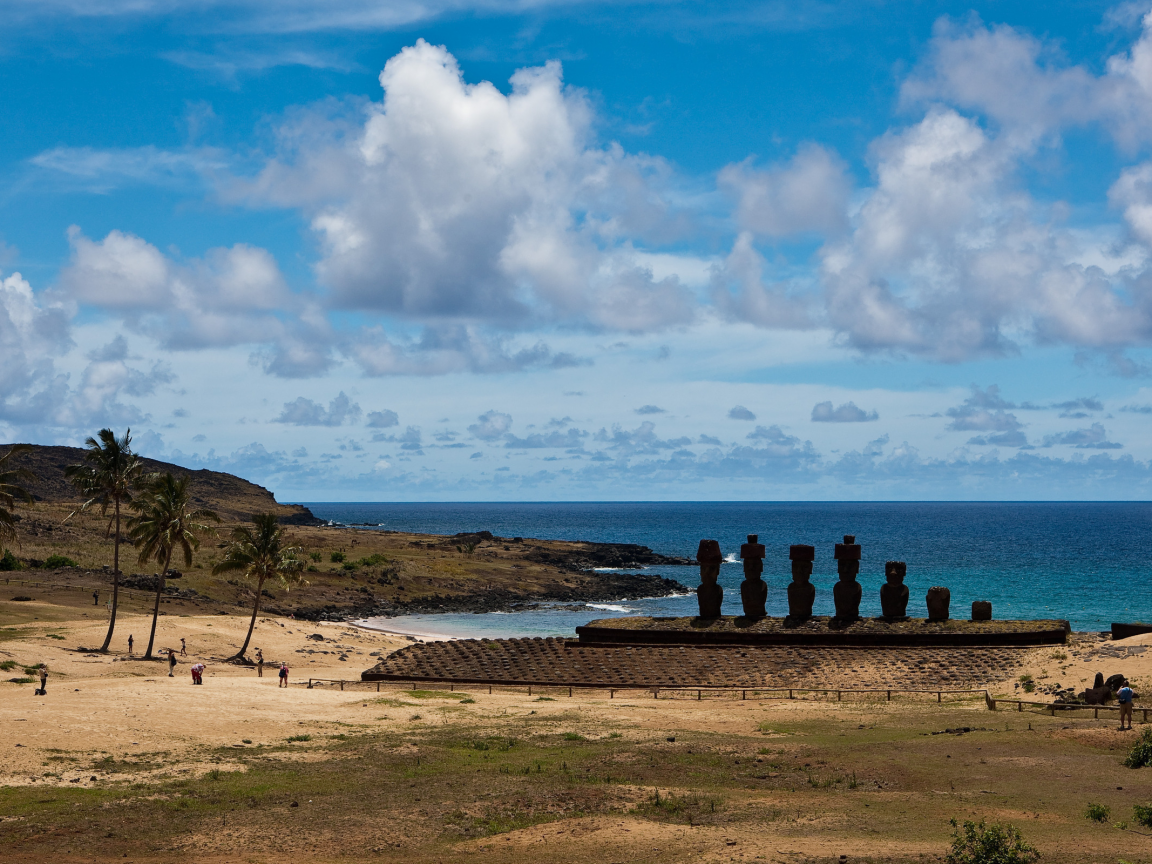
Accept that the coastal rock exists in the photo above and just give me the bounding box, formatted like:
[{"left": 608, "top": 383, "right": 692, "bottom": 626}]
[
  {"left": 739, "top": 534, "right": 767, "bottom": 619},
  {"left": 880, "top": 561, "right": 909, "bottom": 620},
  {"left": 525, "top": 542, "right": 693, "bottom": 572},
  {"left": 832, "top": 535, "right": 862, "bottom": 624},
  {"left": 696, "top": 539, "right": 723, "bottom": 618},
  {"left": 786, "top": 544, "right": 816, "bottom": 623},
  {"left": 926, "top": 586, "right": 951, "bottom": 622},
  {"left": 971, "top": 600, "right": 992, "bottom": 622}
]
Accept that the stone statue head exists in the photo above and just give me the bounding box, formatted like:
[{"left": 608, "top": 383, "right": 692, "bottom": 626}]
[
  {"left": 789, "top": 544, "right": 814, "bottom": 583},
  {"left": 834, "top": 535, "right": 861, "bottom": 582},
  {"left": 699, "top": 563, "right": 720, "bottom": 584},
  {"left": 885, "top": 561, "right": 906, "bottom": 585}
]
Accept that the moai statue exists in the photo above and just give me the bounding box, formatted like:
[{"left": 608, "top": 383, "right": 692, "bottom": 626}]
[
  {"left": 971, "top": 600, "right": 992, "bottom": 621},
  {"left": 695, "top": 539, "right": 724, "bottom": 619},
  {"left": 880, "top": 561, "right": 909, "bottom": 620},
  {"left": 786, "top": 545, "right": 816, "bottom": 623},
  {"left": 739, "top": 534, "right": 767, "bottom": 619},
  {"left": 926, "top": 586, "right": 951, "bottom": 621},
  {"left": 832, "top": 535, "right": 862, "bottom": 623}
]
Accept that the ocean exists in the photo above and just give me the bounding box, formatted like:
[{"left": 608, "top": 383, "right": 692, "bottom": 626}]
[{"left": 300, "top": 501, "right": 1152, "bottom": 636}]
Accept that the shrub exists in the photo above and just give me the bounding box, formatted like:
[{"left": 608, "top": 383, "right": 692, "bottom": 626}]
[
  {"left": 357, "top": 553, "right": 388, "bottom": 567},
  {"left": 562, "top": 732, "right": 586, "bottom": 741},
  {"left": 1133, "top": 803, "right": 1152, "bottom": 828},
  {"left": 1018, "top": 674, "right": 1035, "bottom": 694},
  {"left": 342, "top": 562, "right": 357, "bottom": 571},
  {"left": 286, "top": 734, "right": 312, "bottom": 742},
  {"left": 0, "top": 660, "right": 15, "bottom": 671},
  {"left": 0, "top": 549, "right": 22, "bottom": 571},
  {"left": 947, "top": 819, "right": 1038, "bottom": 864},
  {"left": 330, "top": 552, "right": 345, "bottom": 563},
  {"left": 1085, "top": 802, "right": 1110, "bottom": 822},
  {"left": 43, "top": 555, "right": 78, "bottom": 569},
  {"left": 1124, "top": 728, "right": 1152, "bottom": 768},
  {"left": 8, "top": 677, "right": 35, "bottom": 684}
]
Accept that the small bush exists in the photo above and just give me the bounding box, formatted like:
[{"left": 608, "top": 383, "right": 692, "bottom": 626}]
[
  {"left": 286, "top": 734, "right": 312, "bottom": 742},
  {"left": 460, "top": 697, "right": 475, "bottom": 704},
  {"left": 1085, "top": 802, "right": 1110, "bottom": 822},
  {"left": 1124, "top": 728, "right": 1152, "bottom": 768},
  {"left": 0, "top": 549, "right": 22, "bottom": 571},
  {"left": 562, "top": 732, "right": 585, "bottom": 741},
  {"left": 8, "top": 677, "right": 35, "bottom": 684},
  {"left": 22, "top": 666, "right": 40, "bottom": 676},
  {"left": 947, "top": 819, "right": 1038, "bottom": 864},
  {"left": 309, "top": 552, "right": 322, "bottom": 562},
  {"left": 1133, "top": 803, "right": 1152, "bottom": 828},
  {"left": 206, "top": 769, "right": 222, "bottom": 780},
  {"left": 342, "top": 562, "right": 356, "bottom": 571},
  {"left": 0, "top": 660, "right": 16, "bottom": 671},
  {"left": 43, "top": 555, "right": 78, "bottom": 569},
  {"left": 330, "top": 552, "right": 345, "bottom": 563},
  {"left": 357, "top": 554, "right": 388, "bottom": 567},
  {"left": 1018, "top": 675, "right": 1035, "bottom": 694}
]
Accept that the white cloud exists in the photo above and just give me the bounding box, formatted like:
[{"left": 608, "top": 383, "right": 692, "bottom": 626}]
[
  {"left": 810, "top": 400, "right": 878, "bottom": 422},
  {"left": 29, "top": 146, "right": 226, "bottom": 193},
  {"left": 274, "top": 391, "right": 361, "bottom": 426},
  {"left": 237, "top": 40, "right": 695, "bottom": 332},
  {"left": 468, "top": 410, "right": 513, "bottom": 441},
  {"left": 727, "top": 405, "right": 756, "bottom": 421},
  {"left": 901, "top": 13, "right": 1152, "bottom": 150},
  {"left": 720, "top": 144, "right": 850, "bottom": 238},
  {"left": 57, "top": 227, "right": 334, "bottom": 376},
  {"left": 1042, "top": 422, "right": 1123, "bottom": 449},
  {"left": 366, "top": 409, "right": 399, "bottom": 428}
]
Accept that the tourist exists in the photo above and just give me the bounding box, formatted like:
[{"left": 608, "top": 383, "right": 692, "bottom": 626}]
[
  {"left": 168, "top": 649, "right": 177, "bottom": 677},
  {"left": 127, "top": 634, "right": 134, "bottom": 655},
  {"left": 1118, "top": 680, "right": 1135, "bottom": 730},
  {"left": 180, "top": 637, "right": 186, "bottom": 656},
  {"left": 37, "top": 663, "right": 47, "bottom": 695},
  {"left": 191, "top": 663, "right": 205, "bottom": 685},
  {"left": 92, "top": 589, "right": 99, "bottom": 606},
  {"left": 256, "top": 648, "right": 264, "bottom": 677},
  {"left": 278, "top": 663, "right": 289, "bottom": 688}
]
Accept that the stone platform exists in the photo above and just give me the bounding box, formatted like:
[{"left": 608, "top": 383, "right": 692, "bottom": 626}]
[
  {"left": 574, "top": 615, "right": 1069, "bottom": 647},
  {"left": 361, "top": 636, "right": 1029, "bottom": 689}
]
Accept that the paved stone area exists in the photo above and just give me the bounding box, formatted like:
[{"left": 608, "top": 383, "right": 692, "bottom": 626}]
[{"left": 363, "top": 637, "right": 1028, "bottom": 689}]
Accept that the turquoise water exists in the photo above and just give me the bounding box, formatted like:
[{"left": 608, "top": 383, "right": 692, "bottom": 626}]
[{"left": 301, "top": 502, "right": 1152, "bottom": 635}]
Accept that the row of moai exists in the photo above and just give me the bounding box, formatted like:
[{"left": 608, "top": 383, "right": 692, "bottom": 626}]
[{"left": 696, "top": 534, "right": 991, "bottom": 623}]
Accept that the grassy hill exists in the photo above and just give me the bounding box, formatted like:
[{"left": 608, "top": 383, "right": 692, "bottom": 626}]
[{"left": 1, "top": 443, "right": 317, "bottom": 524}]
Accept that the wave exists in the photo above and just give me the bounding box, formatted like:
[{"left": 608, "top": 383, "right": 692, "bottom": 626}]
[
  {"left": 586, "top": 603, "right": 634, "bottom": 613},
  {"left": 723, "top": 553, "right": 739, "bottom": 564}
]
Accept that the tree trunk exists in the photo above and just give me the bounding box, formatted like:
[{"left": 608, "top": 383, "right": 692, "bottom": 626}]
[
  {"left": 230, "top": 576, "right": 264, "bottom": 662},
  {"left": 144, "top": 545, "right": 172, "bottom": 660},
  {"left": 100, "top": 499, "right": 121, "bottom": 653}
]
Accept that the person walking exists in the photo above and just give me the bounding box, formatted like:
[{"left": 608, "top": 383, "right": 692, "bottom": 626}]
[
  {"left": 92, "top": 589, "right": 99, "bottom": 606},
  {"left": 1118, "top": 680, "right": 1135, "bottom": 730},
  {"left": 168, "top": 648, "right": 177, "bottom": 677},
  {"left": 37, "top": 663, "right": 47, "bottom": 695},
  {"left": 256, "top": 648, "right": 264, "bottom": 678},
  {"left": 180, "top": 638, "right": 186, "bottom": 656},
  {"left": 127, "top": 634, "right": 134, "bottom": 656},
  {"left": 278, "top": 663, "right": 288, "bottom": 688}
]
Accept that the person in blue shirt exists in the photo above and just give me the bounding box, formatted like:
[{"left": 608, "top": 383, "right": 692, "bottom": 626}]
[{"left": 1117, "top": 680, "right": 1135, "bottom": 731}]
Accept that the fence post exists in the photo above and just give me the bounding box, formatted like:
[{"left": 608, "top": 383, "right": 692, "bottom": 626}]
[
  {"left": 450, "top": 684, "right": 454, "bottom": 692},
  {"left": 377, "top": 682, "right": 380, "bottom": 692},
  {"left": 569, "top": 687, "right": 573, "bottom": 697},
  {"left": 610, "top": 689, "right": 614, "bottom": 699},
  {"left": 789, "top": 689, "right": 794, "bottom": 699},
  {"left": 653, "top": 689, "right": 658, "bottom": 699},
  {"left": 742, "top": 690, "right": 746, "bottom": 701},
  {"left": 1095, "top": 708, "right": 1099, "bottom": 719},
  {"left": 937, "top": 691, "right": 941, "bottom": 703},
  {"left": 339, "top": 681, "right": 344, "bottom": 691},
  {"left": 1018, "top": 701, "right": 1023, "bottom": 712},
  {"left": 887, "top": 690, "right": 891, "bottom": 702},
  {"left": 489, "top": 685, "right": 492, "bottom": 694},
  {"left": 837, "top": 691, "right": 841, "bottom": 702},
  {"left": 697, "top": 690, "right": 701, "bottom": 701},
  {"left": 528, "top": 685, "right": 532, "bottom": 696}
]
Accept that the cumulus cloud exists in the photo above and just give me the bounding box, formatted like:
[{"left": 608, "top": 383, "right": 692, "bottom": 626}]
[
  {"left": 1042, "top": 422, "right": 1123, "bottom": 449},
  {"left": 237, "top": 40, "right": 695, "bottom": 332},
  {"left": 901, "top": 13, "right": 1152, "bottom": 150},
  {"left": 728, "top": 405, "right": 756, "bottom": 421},
  {"left": 274, "top": 391, "right": 361, "bottom": 426},
  {"left": 366, "top": 409, "right": 399, "bottom": 428},
  {"left": 710, "top": 232, "right": 815, "bottom": 329},
  {"left": 505, "top": 427, "right": 588, "bottom": 449},
  {"left": 635, "top": 404, "right": 664, "bottom": 414},
  {"left": 468, "top": 410, "right": 513, "bottom": 441},
  {"left": 57, "top": 227, "right": 334, "bottom": 376},
  {"left": 720, "top": 144, "right": 850, "bottom": 238},
  {"left": 811, "top": 401, "right": 878, "bottom": 423},
  {"left": 348, "top": 325, "right": 589, "bottom": 376},
  {"left": 945, "top": 385, "right": 1027, "bottom": 446}
]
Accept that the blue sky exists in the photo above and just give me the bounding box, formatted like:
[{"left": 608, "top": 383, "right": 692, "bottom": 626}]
[{"left": 4, "top": 0, "right": 1152, "bottom": 501}]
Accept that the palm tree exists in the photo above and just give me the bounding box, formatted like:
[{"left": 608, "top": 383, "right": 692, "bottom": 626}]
[
  {"left": 128, "top": 472, "right": 219, "bottom": 660},
  {"left": 212, "top": 513, "right": 305, "bottom": 663},
  {"left": 0, "top": 443, "right": 35, "bottom": 550},
  {"left": 65, "top": 429, "right": 145, "bottom": 652}
]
